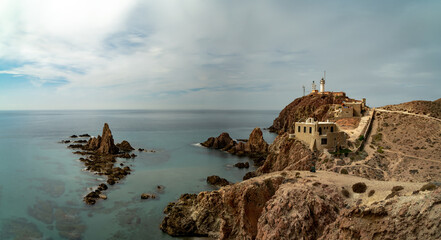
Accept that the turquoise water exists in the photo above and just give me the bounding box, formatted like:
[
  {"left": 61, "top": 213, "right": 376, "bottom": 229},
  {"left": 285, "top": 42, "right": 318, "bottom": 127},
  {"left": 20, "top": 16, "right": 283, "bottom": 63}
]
[{"left": 0, "top": 110, "right": 278, "bottom": 239}]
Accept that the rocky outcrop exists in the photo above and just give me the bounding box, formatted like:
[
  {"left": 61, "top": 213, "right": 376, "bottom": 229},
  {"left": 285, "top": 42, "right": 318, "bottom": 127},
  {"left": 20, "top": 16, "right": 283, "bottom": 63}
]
[
  {"left": 257, "top": 133, "right": 314, "bottom": 174},
  {"left": 116, "top": 140, "right": 135, "bottom": 152},
  {"left": 201, "top": 128, "right": 269, "bottom": 164},
  {"left": 269, "top": 94, "right": 352, "bottom": 133},
  {"left": 161, "top": 172, "right": 345, "bottom": 239},
  {"left": 201, "top": 132, "right": 235, "bottom": 149},
  {"left": 319, "top": 189, "right": 441, "bottom": 240},
  {"left": 256, "top": 180, "right": 344, "bottom": 240}
]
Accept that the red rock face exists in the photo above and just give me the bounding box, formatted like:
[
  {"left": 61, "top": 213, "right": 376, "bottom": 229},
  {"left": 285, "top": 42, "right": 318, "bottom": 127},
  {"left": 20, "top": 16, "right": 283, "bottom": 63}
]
[
  {"left": 160, "top": 173, "right": 345, "bottom": 240},
  {"left": 319, "top": 188, "right": 441, "bottom": 240},
  {"left": 257, "top": 133, "right": 314, "bottom": 174},
  {"left": 269, "top": 94, "right": 351, "bottom": 134}
]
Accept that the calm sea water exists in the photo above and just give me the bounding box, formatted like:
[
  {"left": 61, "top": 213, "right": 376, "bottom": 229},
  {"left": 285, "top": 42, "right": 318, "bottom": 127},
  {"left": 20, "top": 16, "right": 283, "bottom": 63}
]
[{"left": 0, "top": 110, "right": 278, "bottom": 240}]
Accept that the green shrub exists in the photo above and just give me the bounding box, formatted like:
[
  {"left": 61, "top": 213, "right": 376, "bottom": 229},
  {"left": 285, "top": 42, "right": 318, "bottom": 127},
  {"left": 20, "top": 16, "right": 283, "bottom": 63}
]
[
  {"left": 358, "top": 135, "right": 365, "bottom": 141},
  {"left": 377, "top": 146, "right": 384, "bottom": 153},
  {"left": 352, "top": 182, "right": 367, "bottom": 193},
  {"left": 420, "top": 183, "right": 437, "bottom": 191},
  {"left": 340, "top": 169, "right": 349, "bottom": 174}
]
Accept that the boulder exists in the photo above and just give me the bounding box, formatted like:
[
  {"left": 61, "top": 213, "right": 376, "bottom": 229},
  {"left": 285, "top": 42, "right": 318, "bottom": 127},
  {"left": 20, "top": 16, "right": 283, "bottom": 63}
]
[
  {"left": 234, "top": 162, "right": 250, "bottom": 169},
  {"left": 206, "top": 175, "right": 230, "bottom": 187},
  {"left": 141, "top": 193, "right": 156, "bottom": 199}
]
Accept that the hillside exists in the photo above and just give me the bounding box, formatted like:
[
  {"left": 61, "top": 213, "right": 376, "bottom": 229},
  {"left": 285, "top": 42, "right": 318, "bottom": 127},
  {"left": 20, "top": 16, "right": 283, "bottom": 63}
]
[
  {"left": 162, "top": 96, "right": 441, "bottom": 239},
  {"left": 381, "top": 98, "right": 441, "bottom": 119},
  {"left": 269, "top": 93, "right": 354, "bottom": 133}
]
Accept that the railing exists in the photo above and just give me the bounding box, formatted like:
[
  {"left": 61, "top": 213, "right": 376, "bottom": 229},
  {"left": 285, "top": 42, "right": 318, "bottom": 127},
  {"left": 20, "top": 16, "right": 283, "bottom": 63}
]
[{"left": 355, "top": 108, "right": 375, "bottom": 153}]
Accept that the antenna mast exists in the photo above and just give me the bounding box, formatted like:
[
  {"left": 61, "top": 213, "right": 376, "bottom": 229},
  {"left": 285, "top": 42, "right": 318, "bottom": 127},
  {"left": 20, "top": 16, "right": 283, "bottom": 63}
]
[{"left": 302, "top": 85, "right": 305, "bottom": 96}]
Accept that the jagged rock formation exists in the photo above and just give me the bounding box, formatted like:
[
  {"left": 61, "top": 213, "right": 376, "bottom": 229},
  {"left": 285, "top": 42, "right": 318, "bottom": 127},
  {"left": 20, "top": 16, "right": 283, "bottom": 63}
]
[
  {"left": 320, "top": 188, "right": 441, "bottom": 240},
  {"left": 201, "top": 128, "right": 269, "bottom": 163},
  {"left": 160, "top": 172, "right": 345, "bottom": 239},
  {"left": 269, "top": 94, "right": 353, "bottom": 134},
  {"left": 64, "top": 123, "right": 136, "bottom": 205},
  {"left": 256, "top": 133, "right": 314, "bottom": 174}
]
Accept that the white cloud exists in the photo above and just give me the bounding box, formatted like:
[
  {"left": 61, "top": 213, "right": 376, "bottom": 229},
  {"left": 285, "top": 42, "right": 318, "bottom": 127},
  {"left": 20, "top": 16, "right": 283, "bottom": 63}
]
[{"left": 0, "top": 0, "right": 440, "bottom": 110}]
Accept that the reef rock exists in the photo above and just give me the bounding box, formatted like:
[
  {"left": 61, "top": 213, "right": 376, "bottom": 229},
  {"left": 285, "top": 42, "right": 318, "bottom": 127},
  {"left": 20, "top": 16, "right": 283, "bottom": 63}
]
[{"left": 320, "top": 188, "right": 441, "bottom": 240}]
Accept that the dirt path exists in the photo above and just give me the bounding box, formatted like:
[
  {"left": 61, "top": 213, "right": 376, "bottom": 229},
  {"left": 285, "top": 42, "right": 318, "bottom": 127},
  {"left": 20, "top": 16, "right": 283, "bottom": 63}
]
[
  {"left": 382, "top": 149, "right": 441, "bottom": 164},
  {"left": 376, "top": 108, "right": 441, "bottom": 122}
]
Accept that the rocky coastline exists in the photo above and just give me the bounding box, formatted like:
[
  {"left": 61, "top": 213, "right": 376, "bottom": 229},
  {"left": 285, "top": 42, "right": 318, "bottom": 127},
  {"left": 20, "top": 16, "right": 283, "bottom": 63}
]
[{"left": 161, "top": 95, "right": 441, "bottom": 239}]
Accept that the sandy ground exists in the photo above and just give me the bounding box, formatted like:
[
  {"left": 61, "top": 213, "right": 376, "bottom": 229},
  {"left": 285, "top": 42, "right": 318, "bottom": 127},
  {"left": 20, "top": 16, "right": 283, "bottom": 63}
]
[{"left": 296, "top": 170, "right": 425, "bottom": 206}]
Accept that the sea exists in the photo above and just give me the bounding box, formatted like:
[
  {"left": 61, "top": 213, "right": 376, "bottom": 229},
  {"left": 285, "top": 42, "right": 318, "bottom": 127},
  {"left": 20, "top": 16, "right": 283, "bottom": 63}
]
[{"left": 0, "top": 110, "right": 278, "bottom": 240}]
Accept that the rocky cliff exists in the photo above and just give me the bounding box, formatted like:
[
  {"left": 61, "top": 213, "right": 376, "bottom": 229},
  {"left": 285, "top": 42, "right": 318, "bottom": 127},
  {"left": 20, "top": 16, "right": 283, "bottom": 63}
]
[
  {"left": 256, "top": 133, "right": 314, "bottom": 174},
  {"left": 320, "top": 188, "right": 441, "bottom": 240},
  {"left": 160, "top": 172, "right": 344, "bottom": 239},
  {"left": 269, "top": 93, "right": 351, "bottom": 133}
]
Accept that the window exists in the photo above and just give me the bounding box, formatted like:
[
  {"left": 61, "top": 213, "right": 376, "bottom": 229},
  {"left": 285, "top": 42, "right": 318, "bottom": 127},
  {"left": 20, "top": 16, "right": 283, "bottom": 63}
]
[
  {"left": 309, "top": 127, "right": 312, "bottom": 133},
  {"left": 318, "top": 127, "right": 322, "bottom": 135},
  {"left": 304, "top": 127, "right": 306, "bottom": 133},
  {"left": 321, "top": 138, "right": 327, "bottom": 145},
  {"left": 331, "top": 126, "right": 334, "bottom": 132},
  {"left": 298, "top": 126, "right": 300, "bottom": 132}
]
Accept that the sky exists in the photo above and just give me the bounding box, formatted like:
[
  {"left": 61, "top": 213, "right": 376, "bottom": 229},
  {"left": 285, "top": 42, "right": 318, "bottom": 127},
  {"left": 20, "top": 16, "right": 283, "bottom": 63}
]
[{"left": 0, "top": 0, "right": 440, "bottom": 110}]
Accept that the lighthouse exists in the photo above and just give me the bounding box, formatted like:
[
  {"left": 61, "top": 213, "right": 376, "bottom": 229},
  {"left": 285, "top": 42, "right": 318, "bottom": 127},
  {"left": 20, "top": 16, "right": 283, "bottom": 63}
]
[{"left": 320, "top": 78, "right": 325, "bottom": 93}]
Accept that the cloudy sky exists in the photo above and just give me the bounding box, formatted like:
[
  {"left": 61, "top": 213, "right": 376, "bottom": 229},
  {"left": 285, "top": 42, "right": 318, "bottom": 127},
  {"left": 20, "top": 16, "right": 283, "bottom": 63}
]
[{"left": 0, "top": 0, "right": 440, "bottom": 110}]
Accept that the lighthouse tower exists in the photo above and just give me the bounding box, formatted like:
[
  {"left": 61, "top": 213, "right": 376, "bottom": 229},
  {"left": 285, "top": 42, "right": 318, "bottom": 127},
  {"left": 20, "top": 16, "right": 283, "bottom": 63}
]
[{"left": 320, "top": 78, "right": 325, "bottom": 93}]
